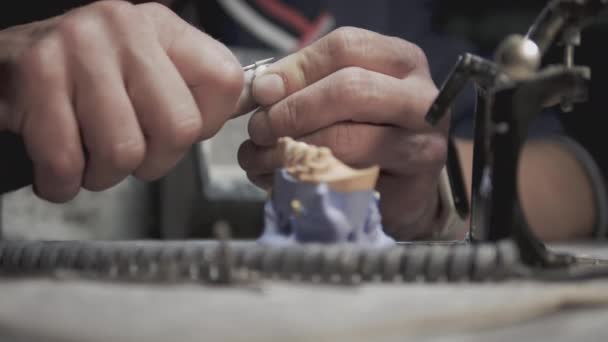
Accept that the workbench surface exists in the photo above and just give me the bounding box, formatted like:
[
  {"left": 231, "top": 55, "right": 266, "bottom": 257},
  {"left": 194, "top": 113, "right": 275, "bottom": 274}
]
[{"left": 1, "top": 243, "right": 607, "bottom": 342}]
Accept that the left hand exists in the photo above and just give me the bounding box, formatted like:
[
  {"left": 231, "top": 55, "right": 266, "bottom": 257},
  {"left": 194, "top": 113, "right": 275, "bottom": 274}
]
[{"left": 237, "top": 27, "right": 448, "bottom": 239}]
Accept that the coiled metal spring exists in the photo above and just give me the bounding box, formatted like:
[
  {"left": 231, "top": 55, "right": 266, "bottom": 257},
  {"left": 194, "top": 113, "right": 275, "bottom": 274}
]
[{"left": 0, "top": 240, "right": 521, "bottom": 285}]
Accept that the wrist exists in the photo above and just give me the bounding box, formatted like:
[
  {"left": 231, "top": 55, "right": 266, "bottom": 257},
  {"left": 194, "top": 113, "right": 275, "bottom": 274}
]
[
  {"left": 412, "top": 187, "right": 443, "bottom": 240},
  {"left": 404, "top": 167, "right": 462, "bottom": 240},
  {"left": 384, "top": 178, "right": 442, "bottom": 240}
]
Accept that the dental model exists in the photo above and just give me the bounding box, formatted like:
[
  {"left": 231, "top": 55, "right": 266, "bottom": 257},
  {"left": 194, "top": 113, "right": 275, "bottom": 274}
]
[{"left": 258, "top": 137, "right": 395, "bottom": 246}]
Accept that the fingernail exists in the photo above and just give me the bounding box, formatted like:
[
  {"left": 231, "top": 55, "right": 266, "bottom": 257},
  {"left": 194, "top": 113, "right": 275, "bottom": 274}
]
[{"left": 253, "top": 74, "right": 285, "bottom": 105}]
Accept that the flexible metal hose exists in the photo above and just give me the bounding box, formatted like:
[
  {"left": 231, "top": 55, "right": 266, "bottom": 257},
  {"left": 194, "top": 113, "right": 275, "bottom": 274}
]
[{"left": 0, "top": 239, "right": 521, "bottom": 285}]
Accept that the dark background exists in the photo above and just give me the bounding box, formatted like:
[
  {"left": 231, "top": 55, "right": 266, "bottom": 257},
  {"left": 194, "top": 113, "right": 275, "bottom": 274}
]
[{"left": 434, "top": 0, "right": 608, "bottom": 180}]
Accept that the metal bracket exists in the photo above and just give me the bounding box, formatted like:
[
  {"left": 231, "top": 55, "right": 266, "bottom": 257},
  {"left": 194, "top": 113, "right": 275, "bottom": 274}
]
[{"left": 425, "top": 0, "right": 607, "bottom": 267}]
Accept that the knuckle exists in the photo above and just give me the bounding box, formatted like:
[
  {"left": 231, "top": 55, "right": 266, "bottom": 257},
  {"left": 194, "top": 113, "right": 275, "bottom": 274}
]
[
  {"left": 423, "top": 87, "right": 439, "bottom": 113},
  {"left": 388, "top": 38, "right": 428, "bottom": 74},
  {"left": 216, "top": 58, "right": 245, "bottom": 99},
  {"left": 135, "top": 1, "right": 168, "bottom": 15},
  {"left": 324, "top": 123, "right": 358, "bottom": 163},
  {"left": 39, "top": 148, "right": 84, "bottom": 185},
  {"left": 164, "top": 116, "right": 203, "bottom": 151},
  {"left": 402, "top": 134, "right": 447, "bottom": 170},
  {"left": 423, "top": 134, "right": 448, "bottom": 166},
  {"left": 59, "top": 1, "right": 135, "bottom": 43},
  {"left": 18, "top": 37, "right": 61, "bottom": 80},
  {"left": 56, "top": 15, "right": 98, "bottom": 46},
  {"left": 326, "top": 26, "right": 369, "bottom": 61},
  {"left": 197, "top": 51, "right": 244, "bottom": 126},
  {"left": 410, "top": 80, "right": 439, "bottom": 116},
  {"left": 408, "top": 43, "right": 429, "bottom": 72},
  {"left": 92, "top": 0, "right": 136, "bottom": 23},
  {"left": 20, "top": 42, "right": 46, "bottom": 70},
  {"left": 103, "top": 138, "right": 146, "bottom": 173},
  {"left": 195, "top": 41, "right": 243, "bottom": 97},
  {"left": 136, "top": 2, "right": 178, "bottom": 33},
  {"left": 277, "top": 96, "right": 301, "bottom": 134},
  {"left": 332, "top": 67, "right": 379, "bottom": 107}
]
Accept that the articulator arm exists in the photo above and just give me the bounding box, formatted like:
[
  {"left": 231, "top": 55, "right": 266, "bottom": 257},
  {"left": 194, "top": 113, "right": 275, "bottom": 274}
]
[{"left": 425, "top": 0, "right": 607, "bottom": 266}]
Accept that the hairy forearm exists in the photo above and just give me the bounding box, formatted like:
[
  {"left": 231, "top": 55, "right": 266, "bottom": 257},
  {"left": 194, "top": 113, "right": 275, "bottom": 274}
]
[{"left": 455, "top": 138, "right": 596, "bottom": 241}]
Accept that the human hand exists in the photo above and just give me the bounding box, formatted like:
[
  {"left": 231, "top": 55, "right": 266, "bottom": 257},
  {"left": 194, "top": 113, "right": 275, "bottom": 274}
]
[
  {"left": 238, "top": 27, "right": 448, "bottom": 239},
  {"left": 0, "top": 0, "right": 243, "bottom": 202}
]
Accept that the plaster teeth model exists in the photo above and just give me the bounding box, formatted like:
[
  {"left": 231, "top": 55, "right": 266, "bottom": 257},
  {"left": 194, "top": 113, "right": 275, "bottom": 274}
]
[{"left": 258, "top": 137, "right": 395, "bottom": 246}]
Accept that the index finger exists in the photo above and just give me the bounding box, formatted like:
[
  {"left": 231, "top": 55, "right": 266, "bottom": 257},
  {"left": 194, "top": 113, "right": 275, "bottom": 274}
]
[
  {"left": 139, "top": 3, "right": 244, "bottom": 139},
  {"left": 252, "top": 27, "right": 429, "bottom": 106}
]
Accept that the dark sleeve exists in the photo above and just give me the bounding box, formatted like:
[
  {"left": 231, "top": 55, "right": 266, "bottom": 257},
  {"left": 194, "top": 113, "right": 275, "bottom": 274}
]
[
  {"left": 0, "top": 1, "right": 94, "bottom": 29},
  {"left": 0, "top": 1, "right": 95, "bottom": 194},
  {"left": 0, "top": 132, "right": 33, "bottom": 195}
]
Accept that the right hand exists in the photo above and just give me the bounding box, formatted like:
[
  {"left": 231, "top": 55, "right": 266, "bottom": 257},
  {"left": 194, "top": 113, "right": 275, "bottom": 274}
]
[
  {"left": 238, "top": 27, "right": 447, "bottom": 240},
  {"left": 0, "top": 0, "right": 244, "bottom": 202}
]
